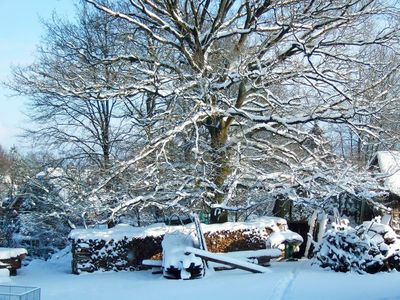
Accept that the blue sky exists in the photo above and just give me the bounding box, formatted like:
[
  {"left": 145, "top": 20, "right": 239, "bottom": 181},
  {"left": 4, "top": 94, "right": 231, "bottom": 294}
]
[{"left": 0, "top": 0, "right": 75, "bottom": 150}]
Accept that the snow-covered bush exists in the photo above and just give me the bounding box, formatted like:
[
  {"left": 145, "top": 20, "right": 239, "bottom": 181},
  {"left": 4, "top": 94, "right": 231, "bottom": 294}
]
[{"left": 313, "top": 221, "right": 400, "bottom": 274}]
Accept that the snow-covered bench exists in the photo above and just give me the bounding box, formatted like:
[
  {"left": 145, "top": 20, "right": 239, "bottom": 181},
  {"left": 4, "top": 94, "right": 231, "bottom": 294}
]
[{"left": 0, "top": 248, "right": 28, "bottom": 276}]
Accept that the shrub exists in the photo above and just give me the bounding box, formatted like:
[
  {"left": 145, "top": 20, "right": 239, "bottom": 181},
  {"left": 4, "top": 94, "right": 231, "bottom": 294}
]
[{"left": 313, "top": 221, "right": 400, "bottom": 274}]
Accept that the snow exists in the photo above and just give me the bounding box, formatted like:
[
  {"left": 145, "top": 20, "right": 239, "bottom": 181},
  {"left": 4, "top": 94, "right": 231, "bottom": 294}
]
[
  {"left": 185, "top": 247, "right": 271, "bottom": 274},
  {"left": 35, "top": 167, "right": 65, "bottom": 180},
  {"left": 6, "top": 250, "right": 400, "bottom": 300},
  {"left": 0, "top": 269, "right": 9, "bottom": 279},
  {"left": 363, "top": 221, "right": 397, "bottom": 241},
  {"left": 69, "top": 223, "right": 170, "bottom": 242},
  {"left": 267, "top": 232, "right": 303, "bottom": 249},
  {"left": 224, "top": 249, "right": 282, "bottom": 259},
  {"left": 376, "top": 151, "right": 400, "bottom": 196},
  {"left": 162, "top": 231, "right": 202, "bottom": 275},
  {"left": 0, "top": 248, "right": 27, "bottom": 260},
  {"left": 69, "top": 216, "right": 291, "bottom": 242},
  {"left": 201, "top": 216, "right": 287, "bottom": 233}
]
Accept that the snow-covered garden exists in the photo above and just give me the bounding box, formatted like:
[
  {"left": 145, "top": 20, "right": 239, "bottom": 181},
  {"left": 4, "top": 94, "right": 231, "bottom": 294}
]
[
  {"left": 1, "top": 249, "right": 400, "bottom": 300},
  {"left": 2, "top": 214, "right": 400, "bottom": 300},
  {"left": 1, "top": 0, "right": 400, "bottom": 299}
]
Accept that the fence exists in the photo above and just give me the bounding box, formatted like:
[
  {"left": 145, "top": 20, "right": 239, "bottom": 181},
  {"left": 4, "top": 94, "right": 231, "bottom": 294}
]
[{"left": 0, "top": 285, "right": 40, "bottom": 300}]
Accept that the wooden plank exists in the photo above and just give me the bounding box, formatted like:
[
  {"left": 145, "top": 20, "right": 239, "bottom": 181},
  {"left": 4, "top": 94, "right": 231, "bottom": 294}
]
[
  {"left": 185, "top": 247, "right": 270, "bottom": 274},
  {"left": 192, "top": 214, "right": 208, "bottom": 251},
  {"left": 192, "top": 214, "right": 209, "bottom": 271},
  {"left": 224, "top": 249, "right": 281, "bottom": 259},
  {"left": 142, "top": 259, "right": 162, "bottom": 267}
]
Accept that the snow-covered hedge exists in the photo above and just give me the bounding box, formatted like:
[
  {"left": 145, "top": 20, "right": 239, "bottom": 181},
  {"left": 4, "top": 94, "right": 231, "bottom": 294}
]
[{"left": 313, "top": 221, "right": 400, "bottom": 274}]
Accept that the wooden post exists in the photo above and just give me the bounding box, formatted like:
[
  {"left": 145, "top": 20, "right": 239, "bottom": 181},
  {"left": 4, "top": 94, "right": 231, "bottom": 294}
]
[{"left": 304, "top": 210, "right": 318, "bottom": 258}]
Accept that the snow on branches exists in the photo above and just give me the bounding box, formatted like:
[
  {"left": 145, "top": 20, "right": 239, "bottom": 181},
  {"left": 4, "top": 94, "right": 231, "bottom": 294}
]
[
  {"left": 313, "top": 219, "right": 400, "bottom": 274},
  {"left": 75, "top": 0, "right": 400, "bottom": 221},
  {"left": 6, "top": 0, "right": 400, "bottom": 224}
]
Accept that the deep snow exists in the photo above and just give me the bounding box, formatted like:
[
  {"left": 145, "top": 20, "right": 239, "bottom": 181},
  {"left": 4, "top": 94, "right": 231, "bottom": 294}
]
[{"left": 2, "top": 248, "right": 400, "bottom": 300}]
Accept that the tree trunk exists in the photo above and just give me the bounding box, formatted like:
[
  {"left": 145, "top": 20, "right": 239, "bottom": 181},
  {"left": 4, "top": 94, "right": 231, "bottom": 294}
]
[
  {"left": 206, "top": 83, "right": 247, "bottom": 223},
  {"left": 207, "top": 116, "right": 230, "bottom": 223}
]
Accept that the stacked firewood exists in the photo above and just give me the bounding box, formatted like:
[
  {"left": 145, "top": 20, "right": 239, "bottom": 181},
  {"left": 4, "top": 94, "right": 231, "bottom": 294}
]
[
  {"left": 70, "top": 217, "right": 301, "bottom": 274},
  {"left": 71, "top": 236, "right": 163, "bottom": 274},
  {"left": 204, "top": 228, "right": 274, "bottom": 253}
]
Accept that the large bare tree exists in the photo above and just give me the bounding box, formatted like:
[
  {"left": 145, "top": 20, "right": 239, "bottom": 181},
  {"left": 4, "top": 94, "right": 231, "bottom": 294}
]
[
  {"left": 80, "top": 0, "right": 400, "bottom": 223},
  {"left": 9, "top": 2, "right": 141, "bottom": 170},
  {"left": 9, "top": 0, "right": 400, "bottom": 224}
]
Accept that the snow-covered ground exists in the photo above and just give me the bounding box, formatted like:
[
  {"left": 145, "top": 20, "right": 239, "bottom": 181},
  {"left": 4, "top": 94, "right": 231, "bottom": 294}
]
[{"left": 2, "top": 249, "right": 400, "bottom": 300}]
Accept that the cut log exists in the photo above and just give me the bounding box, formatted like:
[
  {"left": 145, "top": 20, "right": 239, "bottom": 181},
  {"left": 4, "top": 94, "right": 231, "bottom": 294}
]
[{"left": 185, "top": 247, "right": 271, "bottom": 274}]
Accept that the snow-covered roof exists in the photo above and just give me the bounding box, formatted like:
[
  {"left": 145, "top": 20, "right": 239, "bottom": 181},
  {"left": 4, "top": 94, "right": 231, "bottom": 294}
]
[
  {"left": 0, "top": 248, "right": 27, "bottom": 260},
  {"left": 375, "top": 151, "right": 400, "bottom": 196}
]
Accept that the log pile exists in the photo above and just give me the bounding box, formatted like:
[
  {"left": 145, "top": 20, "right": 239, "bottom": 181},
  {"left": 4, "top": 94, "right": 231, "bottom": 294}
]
[
  {"left": 204, "top": 227, "right": 274, "bottom": 253},
  {"left": 71, "top": 235, "right": 163, "bottom": 274},
  {"left": 69, "top": 217, "right": 302, "bottom": 274}
]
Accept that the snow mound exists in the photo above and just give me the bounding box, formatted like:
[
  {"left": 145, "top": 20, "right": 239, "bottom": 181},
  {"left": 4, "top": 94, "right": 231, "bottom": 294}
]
[
  {"left": 69, "top": 216, "right": 290, "bottom": 242},
  {"left": 69, "top": 223, "right": 170, "bottom": 242},
  {"left": 313, "top": 220, "right": 400, "bottom": 274},
  {"left": 162, "top": 231, "right": 203, "bottom": 279}
]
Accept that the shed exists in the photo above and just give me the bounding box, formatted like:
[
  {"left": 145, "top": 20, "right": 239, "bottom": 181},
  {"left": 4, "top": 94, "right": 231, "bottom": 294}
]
[
  {"left": 370, "top": 151, "right": 400, "bottom": 232},
  {"left": 371, "top": 151, "right": 400, "bottom": 197}
]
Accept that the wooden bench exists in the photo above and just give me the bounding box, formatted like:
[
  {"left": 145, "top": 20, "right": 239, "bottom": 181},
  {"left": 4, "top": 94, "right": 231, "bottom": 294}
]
[{"left": 0, "top": 248, "right": 27, "bottom": 276}]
